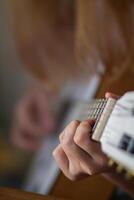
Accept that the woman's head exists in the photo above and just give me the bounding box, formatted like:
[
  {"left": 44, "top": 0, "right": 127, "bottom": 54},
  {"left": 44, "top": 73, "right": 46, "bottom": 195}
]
[
  {"left": 9, "top": 0, "right": 134, "bottom": 90},
  {"left": 9, "top": 0, "right": 77, "bottom": 90}
]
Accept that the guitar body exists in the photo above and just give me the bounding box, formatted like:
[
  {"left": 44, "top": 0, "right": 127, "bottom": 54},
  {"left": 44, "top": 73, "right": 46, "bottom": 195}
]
[
  {"left": 0, "top": 187, "right": 66, "bottom": 200},
  {"left": 50, "top": 173, "right": 113, "bottom": 200},
  {"left": 49, "top": 67, "right": 134, "bottom": 200}
]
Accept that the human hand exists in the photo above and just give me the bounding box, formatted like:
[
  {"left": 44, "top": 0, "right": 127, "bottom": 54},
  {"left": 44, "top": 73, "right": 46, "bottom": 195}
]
[
  {"left": 10, "top": 87, "right": 56, "bottom": 151},
  {"left": 53, "top": 92, "right": 119, "bottom": 180}
]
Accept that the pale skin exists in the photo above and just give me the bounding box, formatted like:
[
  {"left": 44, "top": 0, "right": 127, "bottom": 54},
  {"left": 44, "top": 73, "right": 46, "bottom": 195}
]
[{"left": 53, "top": 92, "right": 134, "bottom": 197}]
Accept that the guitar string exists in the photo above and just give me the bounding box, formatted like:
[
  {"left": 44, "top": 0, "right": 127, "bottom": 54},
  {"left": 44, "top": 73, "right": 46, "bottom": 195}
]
[
  {"left": 92, "top": 99, "right": 108, "bottom": 132},
  {"left": 88, "top": 99, "right": 107, "bottom": 119},
  {"left": 78, "top": 99, "right": 108, "bottom": 131},
  {"left": 87, "top": 99, "right": 102, "bottom": 118},
  {"left": 74, "top": 99, "right": 108, "bottom": 130}
]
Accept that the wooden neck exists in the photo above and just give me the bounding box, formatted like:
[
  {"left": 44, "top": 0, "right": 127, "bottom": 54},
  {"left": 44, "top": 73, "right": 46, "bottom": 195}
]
[{"left": 76, "top": 98, "right": 116, "bottom": 141}]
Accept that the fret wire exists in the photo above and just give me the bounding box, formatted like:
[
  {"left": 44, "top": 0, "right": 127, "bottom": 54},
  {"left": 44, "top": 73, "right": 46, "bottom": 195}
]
[
  {"left": 93, "top": 99, "right": 103, "bottom": 118},
  {"left": 78, "top": 99, "right": 108, "bottom": 121},
  {"left": 91, "top": 99, "right": 104, "bottom": 117},
  {"left": 94, "top": 99, "right": 105, "bottom": 118},
  {"left": 89, "top": 99, "right": 105, "bottom": 122},
  {"left": 88, "top": 100, "right": 100, "bottom": 118},
  {"left": 92, "top": 99, "right": 108, "bottom": 132},
  {"left": 89, "top": 104, "right": 99, "bottom": 119},
  {"left": 80, "top": 101, "right": 94, "bottom": 119},
  {"left": 88, "top": 99, "right": 104, "bottom": 119},
  {"left": 96, "top": 99, "right": 107, "bottom": 119},
  {"left": 92, "top": 103, "right": 102, "bottom": 118},
  {"left": 86, "top": 100, "right": 95, "bottom": 118}
]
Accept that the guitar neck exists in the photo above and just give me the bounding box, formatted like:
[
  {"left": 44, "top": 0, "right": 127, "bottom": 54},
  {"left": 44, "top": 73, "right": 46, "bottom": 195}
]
[
  {"left": 77, "top": 98, "right": 117, "bottom": 141},
  {"left": 74, "top": 93, "right": 134, "bottom": 176}
]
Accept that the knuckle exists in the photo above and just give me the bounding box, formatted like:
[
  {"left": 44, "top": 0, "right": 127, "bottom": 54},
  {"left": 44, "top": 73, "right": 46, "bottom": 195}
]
[
  {"left": 74, "top": 126, "right": 90, "bottom": 146},
  {"left": 86, "top": 166, "right": 96, "bottom": 175},
  {"left": 98, "top": 155, "right": 108, "bottom": 166},
  {"left": 69, "top": 168, "right": 87, "bottom": 181},
  {"left": 70, "top": 167, "right": 81, "bottom": 181},
  {"left": 52, "top": 146, "right": 63, "bottom": 160},
  {"left": 68, "top": 162, "right": 89, "bottom": 181},
  {"left": 74, "top": 131, "right": 85, "bottom": 145},
  {"left": 52, "top": 148, "right": 59, "bottom": 157},
  {"left": 52, "top": 150, "right": 57, "bottom": 158},
  {"left": 61, "top": 135, "right": 72, "bottom": 146},
  {"left": 59, "top": 132, "right": 64, "bottom": 143},
  {"left": 78, "top": 122, "right": 91, "bottom": 134},
  {"left": 69, "top": 174, "right": 79, "bottom": 181},
  {"left": 81, "top": 120, "right": 93, "bottom": 130},
  {"left": 81, "top": 161, "right": 96, "bottom": 175},
  {"left": 70, "top": 120, "right": 79, "bottom": 127}
]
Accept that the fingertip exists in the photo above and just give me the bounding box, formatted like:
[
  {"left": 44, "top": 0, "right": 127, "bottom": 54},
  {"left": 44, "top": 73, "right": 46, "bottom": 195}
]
[
  {"left": 53, "top": 145, "right": 69, "bottom": 169},
  {"left": 81, "top": 119, "right": 95, "bottom": 127},
  {"left": 59, "top": 132, "right": 64, "bottom": 142},
  {"left": 52, "top": 149, "right": 57, "bottom": 157},
  {"left": 70, "top": 120, "right": 80, "bottom": 127},
  {"left": 105, "top": 92, "right": 111, "bottom": 98},
  {"left": 105, "top": 92, "right": 119, "bottom": 100},
  {"left": 76, "top": 120, "right": 94, "bottom": 136},
  {"left": 53, "top": 145, "right": 62, "bottom": 157}
]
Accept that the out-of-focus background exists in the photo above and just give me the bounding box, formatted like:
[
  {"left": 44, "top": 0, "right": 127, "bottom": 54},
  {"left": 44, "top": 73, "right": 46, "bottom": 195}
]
[
  {"left": 0, "top": 0, "right": 35, "bottom": 128},
  {"left": 0, "top": 0, "right": 34, "bottom": 188},
  {"left": 0, "top": 0, "right": 78, "bottom": 190}
]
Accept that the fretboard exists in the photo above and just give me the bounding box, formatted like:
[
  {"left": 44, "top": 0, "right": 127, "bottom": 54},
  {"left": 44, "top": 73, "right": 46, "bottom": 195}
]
[{"left": 76, "top": 98, "right": 116, "bottom": 141}]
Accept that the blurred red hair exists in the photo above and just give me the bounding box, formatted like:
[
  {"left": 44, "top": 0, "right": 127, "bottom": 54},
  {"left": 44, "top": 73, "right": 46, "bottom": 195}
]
[{"left": 8, "top": 0, "right": 134, "bottom": 89}]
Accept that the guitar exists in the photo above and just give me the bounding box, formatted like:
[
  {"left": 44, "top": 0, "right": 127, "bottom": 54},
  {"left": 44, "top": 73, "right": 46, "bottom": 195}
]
[
  {"left": 76, "top": 92, "right": 134, "bottom": 178},
  {"left": 24, "top": 76, "right": 114, "bottom": 198}
]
